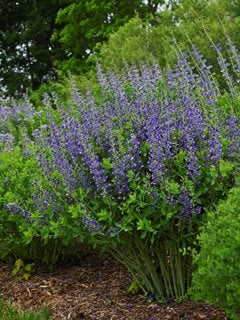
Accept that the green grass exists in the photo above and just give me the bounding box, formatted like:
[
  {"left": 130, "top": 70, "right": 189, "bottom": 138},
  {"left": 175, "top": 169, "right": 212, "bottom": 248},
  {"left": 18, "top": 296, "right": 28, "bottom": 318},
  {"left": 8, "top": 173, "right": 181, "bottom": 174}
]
[{"left": 0, "top": 300, "right": 50, "bottom": 320}]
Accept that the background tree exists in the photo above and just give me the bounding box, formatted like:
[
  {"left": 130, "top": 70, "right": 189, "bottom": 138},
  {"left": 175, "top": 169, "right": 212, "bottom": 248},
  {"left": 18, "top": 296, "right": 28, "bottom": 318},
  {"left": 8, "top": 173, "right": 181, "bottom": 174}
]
[
  {"left": 0, "top": 0, "right": 170, "bottom": 96},
  {"left": 53, "top": 0, "right": 167, "bottom": 75},
  {"left": 98, "top": 15, "right": 175, "bottom": 72},
  {"left": 98, "top": 0, "right": 240, "bottom": 86},
  {"left": 1, "top": 0, "right": 240, "bottom": 96},
  {"left": 0, "top": 0, "right": 65, "bottom": 96}
]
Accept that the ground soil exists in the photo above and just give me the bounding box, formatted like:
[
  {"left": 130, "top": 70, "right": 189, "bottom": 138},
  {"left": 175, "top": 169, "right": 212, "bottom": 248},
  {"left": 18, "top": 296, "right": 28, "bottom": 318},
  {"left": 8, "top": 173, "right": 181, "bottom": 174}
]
[{"left": 0, "top": 253, "right": 227, "bottom": 320}]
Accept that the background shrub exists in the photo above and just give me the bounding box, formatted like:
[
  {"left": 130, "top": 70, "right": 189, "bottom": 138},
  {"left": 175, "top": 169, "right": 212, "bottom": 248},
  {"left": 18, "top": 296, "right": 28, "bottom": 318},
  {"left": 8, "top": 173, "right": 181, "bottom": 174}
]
[{"left": 191, "top": 187, "right": 240, "bottom": 319}]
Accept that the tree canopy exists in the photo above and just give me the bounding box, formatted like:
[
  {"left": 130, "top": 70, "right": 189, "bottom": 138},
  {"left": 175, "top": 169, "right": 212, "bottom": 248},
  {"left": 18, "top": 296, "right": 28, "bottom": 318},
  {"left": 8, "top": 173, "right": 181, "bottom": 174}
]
[
  {"left": 53, "top": 0, "right": 167, "bottom": 75},
  {"left": 0, "top": 0, "right": 65, "bottom": 96},
  {"left": 1, "top": 0, "right": 240, "bottom": 96}
]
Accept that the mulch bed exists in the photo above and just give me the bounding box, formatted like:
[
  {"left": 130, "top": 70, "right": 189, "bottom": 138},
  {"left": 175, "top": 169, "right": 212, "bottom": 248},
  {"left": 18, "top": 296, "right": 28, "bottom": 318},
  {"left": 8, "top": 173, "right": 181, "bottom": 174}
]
[{"left": 0, "top": 254, "right": 227, "bottom": 320}]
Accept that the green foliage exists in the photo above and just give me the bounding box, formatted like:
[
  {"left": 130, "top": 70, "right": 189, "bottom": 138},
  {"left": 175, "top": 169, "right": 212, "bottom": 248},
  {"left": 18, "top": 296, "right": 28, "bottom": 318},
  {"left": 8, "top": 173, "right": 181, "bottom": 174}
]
[
  {"left": 79, "top": 155, "right": 236, "bottom": 300},
  {"left": 0, "top": 299, "right": 50, "bottom": 320},
  {"left": 0, "top": 145, "right": 83, "bottom": 268},
  {"left": 0, "top": 0, "right": 65, "bottom": 96},
  {"left": 127, "top": 279, "right": 142, "bottom": 294},
  {"left": 166, "top": 0, "right": 240, "bottom": 87},
  {"left": 54, "top": 1, "right": 133, "bottom": 74},
  {"left": 12, "top": 259, "right": 34, "bottom": 281},
  {"left": 0, "top": 147, "right": 38, "bottom": 259},
  {"left": 53, "top": 0, "right": 164, "bottom": 75},
  {"left": 99, "top": 0, "right": 240, "bottom": 88},
  {"left": 3, "top": 0, "right": 240, "bottom": 96},
  {"left": 99, "top": 16, "right": 176, "bottom": 72},
  {"left": 30, "top": 78, "right": 71, "bottom": 108},
  {"left": 191, "top": 187, "right": 240, "bottom": 319},
  {"left": 99, "top": 16, "right": 149, "bottom": 70}
]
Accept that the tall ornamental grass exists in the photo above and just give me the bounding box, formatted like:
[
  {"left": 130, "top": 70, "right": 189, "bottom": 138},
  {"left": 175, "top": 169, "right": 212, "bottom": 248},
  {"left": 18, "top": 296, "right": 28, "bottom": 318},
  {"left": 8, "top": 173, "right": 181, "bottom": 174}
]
[{"left": 1, "top": 42, "right": 240, "bottom": 299}]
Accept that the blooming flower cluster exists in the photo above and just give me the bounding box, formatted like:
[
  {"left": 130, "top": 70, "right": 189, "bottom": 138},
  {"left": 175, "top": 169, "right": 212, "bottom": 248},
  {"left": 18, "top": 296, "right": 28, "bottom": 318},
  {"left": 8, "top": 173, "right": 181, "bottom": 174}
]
[
  {"left": 5, "top": 202, "right": 33, "bottom": 223},
  {"left": 2, "top": 45, "right": 240, "bottom": 230},
  {"left": 0, "top": 133, "right": 15, "bottom": 151},
  {"left": 0, "top": 97, "right": 42, "bottom": 131},
  {"left": 27, "top": 51, "right": 240, "bottom": 228}
]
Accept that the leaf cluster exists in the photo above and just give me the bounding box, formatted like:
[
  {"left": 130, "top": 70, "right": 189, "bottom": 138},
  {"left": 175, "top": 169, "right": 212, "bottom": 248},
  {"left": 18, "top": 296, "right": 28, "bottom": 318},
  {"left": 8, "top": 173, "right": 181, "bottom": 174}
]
[{"left": 191, "top": 187, "right": 240, "bottom": 319}]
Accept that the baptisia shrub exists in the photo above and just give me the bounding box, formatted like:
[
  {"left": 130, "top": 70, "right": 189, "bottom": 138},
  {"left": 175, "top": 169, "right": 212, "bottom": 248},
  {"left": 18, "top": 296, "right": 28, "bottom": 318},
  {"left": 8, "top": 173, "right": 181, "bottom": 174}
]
[
  {"left": 2, "top": 44, "right": 240, "bottom": 296},
  {"left": 0, "top": 96, "right": 45, "bottom": 142},
  {"left": 191, "top": 187, "right": 240, "bottom": 320},
  {"left": 0, "top": 147, "right": 84, "bottom": 267},
  {"left": 25, "top": 47, "right": 240, "bottom": 300},
  {"left": 0, "top": 146, "right": 40, "bottom": 261},
  {"left": 0, "top": 100, "right": 82, "bottom": 267}
]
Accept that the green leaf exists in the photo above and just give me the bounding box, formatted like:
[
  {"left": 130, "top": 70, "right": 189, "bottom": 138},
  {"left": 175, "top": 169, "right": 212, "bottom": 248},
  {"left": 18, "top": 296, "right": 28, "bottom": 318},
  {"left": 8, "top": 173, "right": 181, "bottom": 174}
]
[
  {"left": 23, "top": 229, "right": 34, "bottom": 244},
  {"left": 127, "top": 279, "right": 141, "bottom": 294},
  {"left": 140, "top": 230, "right": 147, "bottom": 239},
  {"left": 68, "top": 205, "right": 80, "bottom": 219},
  {"left": 98, "top": 209, "right": 111, "bottom": 222},
  {"left": 128, "top": 192, "right": 137, "bottom": 204},
  {"left": 137, "top": 218, "right": 154, "bottom": 232},
  {"left": 219, "top": 160, "right": 234, "bottom": 178},
  {"left": 167, "top": 180, "right": 180, "bottom": 195},
  {"left": 24, "top": 263, "right": 33, "bottom": 272},
  {"left": 140, "top": 141, "right": 151, "bottom": 157},
  {"left": 15, "top": 258, "right": 24, "bottom": 269},
  {"left": 12, "top": 259, "right": 24, "bottom": 276},
  {"left": 22, "top": 273, "right": 30, "bottom": 280},
  {"left": 102, "top": 157, "right": 112, "bottom": 171}
]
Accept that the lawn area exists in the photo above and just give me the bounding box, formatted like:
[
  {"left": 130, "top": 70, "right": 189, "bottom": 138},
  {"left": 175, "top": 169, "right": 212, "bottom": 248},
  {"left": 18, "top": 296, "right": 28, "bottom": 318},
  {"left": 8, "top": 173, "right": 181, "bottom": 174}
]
[{"left": 0, "top": 299, "right": 50, "bottom": 320}]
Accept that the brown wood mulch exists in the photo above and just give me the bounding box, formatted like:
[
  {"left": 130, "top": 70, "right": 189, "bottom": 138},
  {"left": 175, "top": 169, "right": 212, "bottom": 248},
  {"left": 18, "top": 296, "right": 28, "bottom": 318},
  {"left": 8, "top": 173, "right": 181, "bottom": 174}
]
[{"left": 0, "top": 254, "right": 227, "bottom": 320}]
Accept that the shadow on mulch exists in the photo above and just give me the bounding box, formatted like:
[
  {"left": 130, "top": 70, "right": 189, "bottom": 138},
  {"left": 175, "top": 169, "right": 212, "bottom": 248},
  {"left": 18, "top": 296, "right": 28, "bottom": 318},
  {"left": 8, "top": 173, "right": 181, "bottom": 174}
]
[{"left": 0, "top": 254, "right": 227, "bottom": 320}]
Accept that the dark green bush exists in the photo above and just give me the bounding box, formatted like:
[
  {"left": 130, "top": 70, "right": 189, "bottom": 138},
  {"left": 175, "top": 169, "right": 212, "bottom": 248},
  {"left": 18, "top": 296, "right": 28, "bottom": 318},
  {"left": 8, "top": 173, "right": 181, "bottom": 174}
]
[{"left": 191, "top": 187, "right": 240, "bottom": 319}]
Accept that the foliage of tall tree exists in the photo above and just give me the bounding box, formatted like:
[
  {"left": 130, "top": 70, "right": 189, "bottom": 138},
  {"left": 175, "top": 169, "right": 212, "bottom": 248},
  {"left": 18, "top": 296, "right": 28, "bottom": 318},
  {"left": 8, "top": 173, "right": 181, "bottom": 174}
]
[
  {"left": 53, "top": 0, "right": 168, "bottom": 75},
  {"left": 99, "top": 15, "right": 175, "bottom": 72},
  {"left": 0, "top": 0, "right": 65, "bottom": 96},
  {"left": 2, "top": 0, "right": 240, "bottom": 96},
  {"left": 99, "top": 0, "right": 240, "bottom": 81}
]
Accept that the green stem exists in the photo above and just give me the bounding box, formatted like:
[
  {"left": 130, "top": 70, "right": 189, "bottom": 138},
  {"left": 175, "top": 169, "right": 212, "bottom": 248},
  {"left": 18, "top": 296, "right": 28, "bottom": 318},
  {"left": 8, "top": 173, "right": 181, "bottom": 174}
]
[
  {"left": 175, "top": 245, "right": 185, "bottom": 296},
  {"left": 156, "top": 246, "right": 174, "bottom": 298},
  {"left": 134, "top": 236, "right": 165, "bottom": 298}
]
